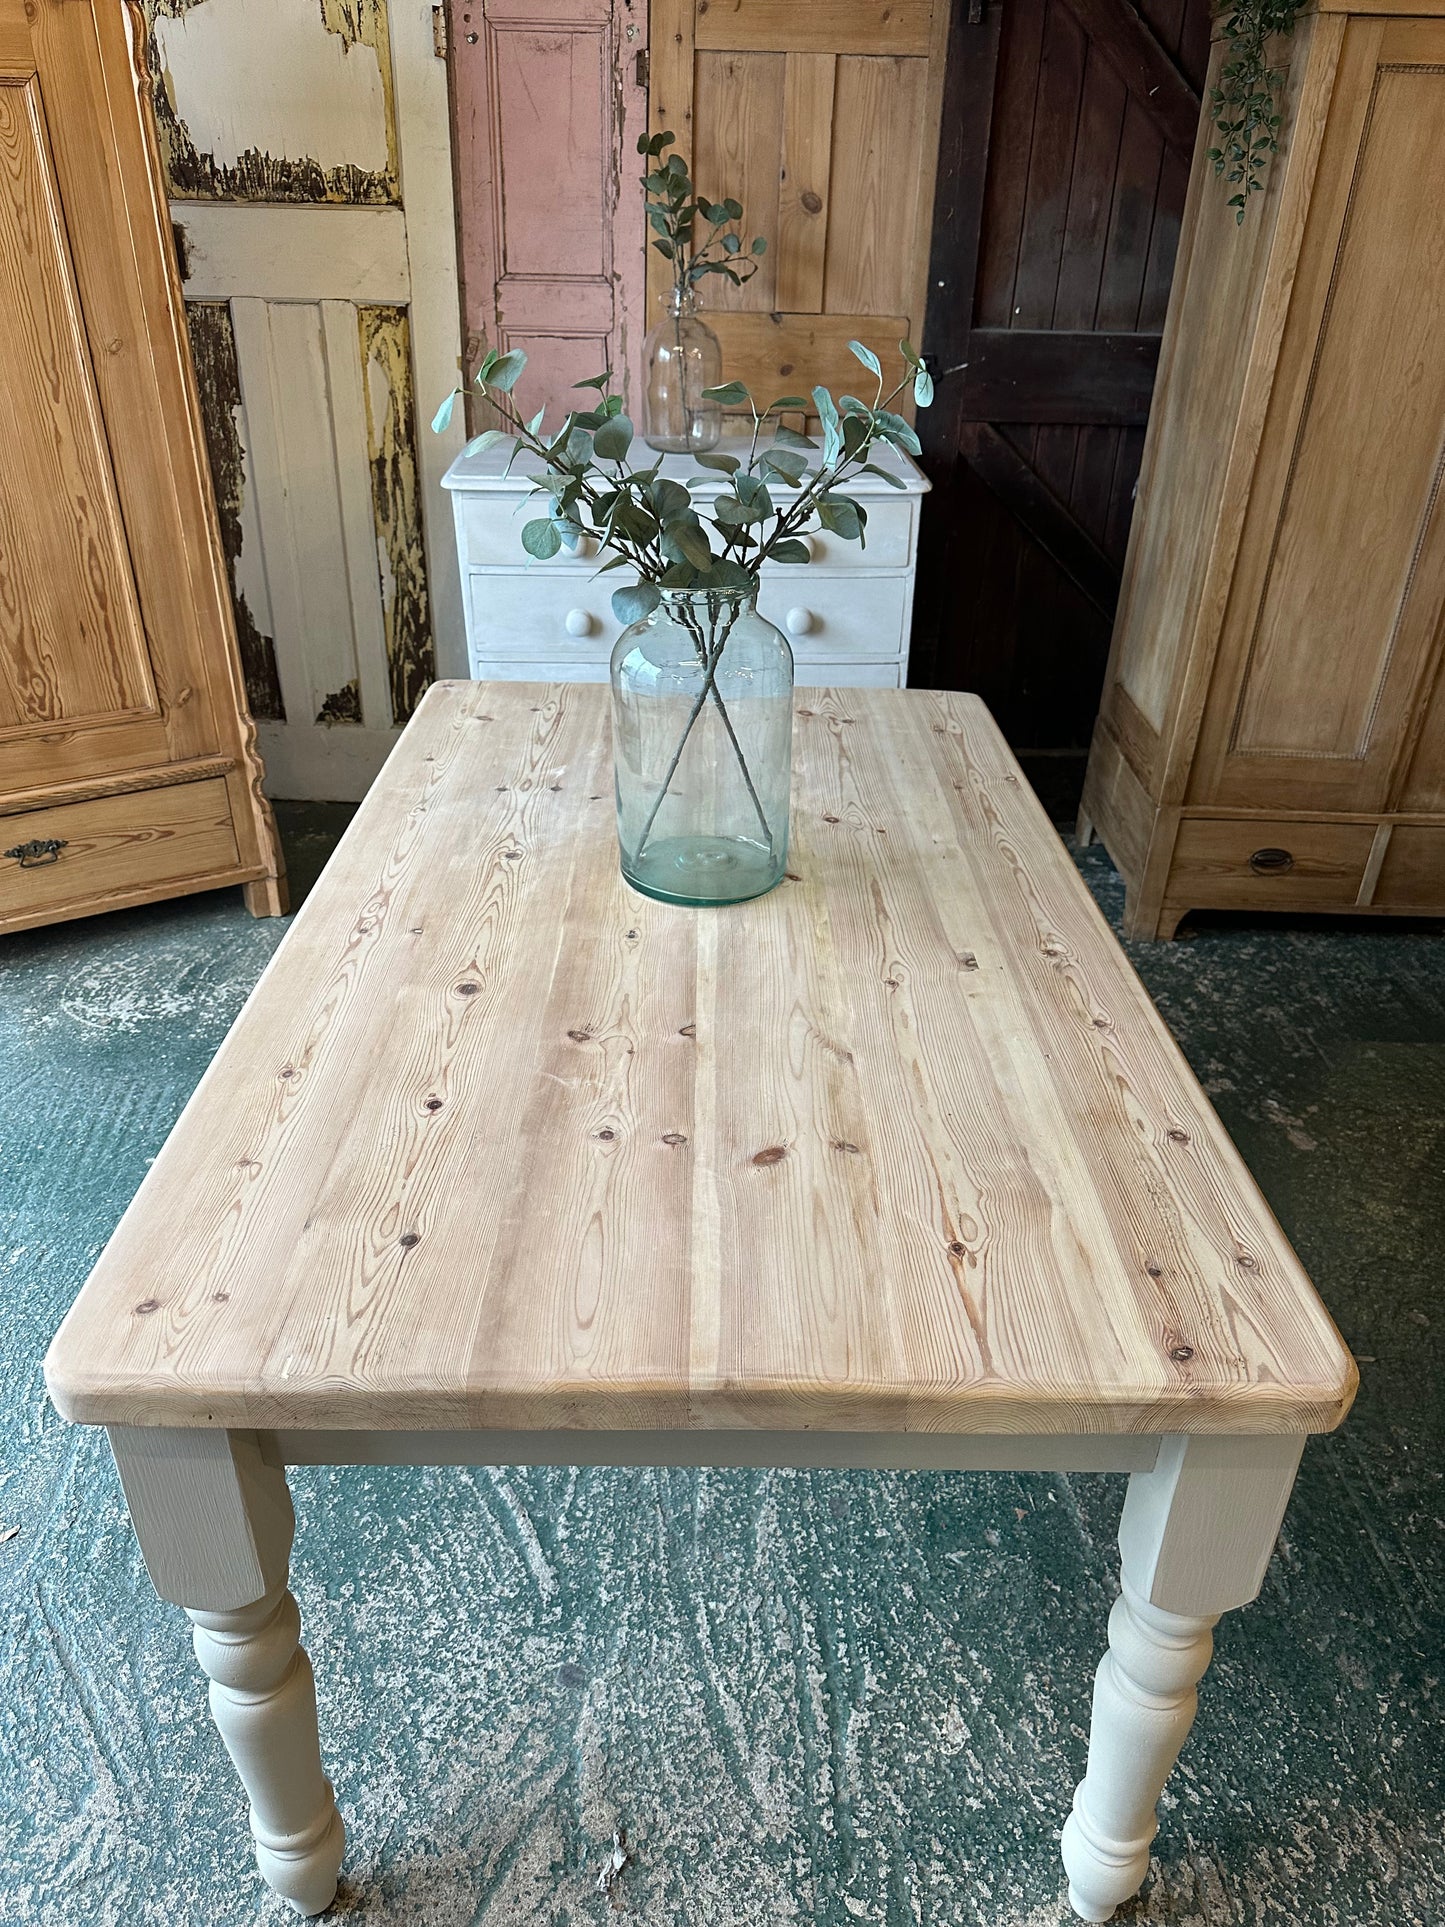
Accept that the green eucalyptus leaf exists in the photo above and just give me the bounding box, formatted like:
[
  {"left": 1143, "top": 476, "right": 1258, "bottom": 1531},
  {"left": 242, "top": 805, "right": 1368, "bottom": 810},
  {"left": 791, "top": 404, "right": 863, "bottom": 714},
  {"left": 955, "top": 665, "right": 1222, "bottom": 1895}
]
[
  {"left": 692, "top": 450, "right": 741, "bottom": 474},
  {"left": 913, "top": 365, "right": 935, "bottom": 408},
  {"left": 760, "top": 448, "right": 808, "bottom": 485},
  {"left": 848, "top": 339, "right": 882, "bottom": 378},
  {"left": 817, "top": 494, "right": 865, "bottom": 544},
  {"left": 592, "top": 552, "right": 634, "bottom": 576},
  {"left": 702, "top": 380, "right": 750, "bottom": 406},
  {"left": 430, "top": 390, "right": 458, "bottom": 434},
  {"left": 612, "top": 581, "right": 662, "bottom": 625},
  {"left": 664, "top": 519, "right": 715, "bottom": 569},
  {"left": 813, "top": 386, "right": 843, "bottom": 466},
  {"left": 722, "top": 232, "right": 740, "bottom": 254},
  {"left": 768, "top": 537, "right": 812, "bottom": 564},
  {"left": 861, "top": 462, "right": 907, "bottom": 489},
  {"left": 462, "top": 428, "right": 506, "bottom": 458},
  {"left": 764, "top": 396, "right": 808, "bottom": 413},
  {"left": 648, "top": 477, "right": 693, "bottom": 519},
  {"left": 653, "top": 237, "right": 675, "bottom": 259},
  {"left": 593, "top": 413, "right": 634, "bottom": 461},
  {"left": 486, "top": 349, "right": 527, "bottom": 393},
  {"left": 899, "top": 337, "right": 921, "bottom": 368},
  {"left": 521, "top": 518, "right": 562, "bottom": 559},
  {"left": 476, "top": 347, "right": 500, "bottom": 383},
  {"left": 723, "top": 198, "right": 743, "bottom": 220},
  {"left": 876, "top": 409, "right": 923, "bottom": 457},
  {"left": 706, "top": 559, "right": 756, "bottom": 589},
  {"left": 751, "top": 236, "right": 767, "bottom": 255},
  {"left": 527, "top": 407, "right": 546, "bottom": 435},
  {"left": 712, "top": 493, "right": 749, "bottom": 526},
  {"left": 565, "top": 426, "right": 595, "bottom": 466},
  {"left": 772, "top": 424, "right": 818, "bottom": 451},
  {"left": 573, "top": 371, "right": 611, "bottom": 391}
]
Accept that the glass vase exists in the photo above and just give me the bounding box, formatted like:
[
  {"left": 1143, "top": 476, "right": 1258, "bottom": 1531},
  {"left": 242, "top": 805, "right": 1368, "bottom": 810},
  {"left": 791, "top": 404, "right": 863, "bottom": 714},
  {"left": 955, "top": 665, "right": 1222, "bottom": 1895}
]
[
  {"left": 610, "top": 585, "right": 793, "bottom": 906},
  {"left": 642, "top": 287, "right": 723, "bottom": 454}
]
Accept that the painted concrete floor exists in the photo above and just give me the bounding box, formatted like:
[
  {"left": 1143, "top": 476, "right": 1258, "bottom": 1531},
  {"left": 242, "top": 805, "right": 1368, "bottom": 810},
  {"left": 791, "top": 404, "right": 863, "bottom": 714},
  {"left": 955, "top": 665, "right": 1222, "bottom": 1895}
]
[{"left": 2, "top": 802, "right": 1442, "bottom": 1927}]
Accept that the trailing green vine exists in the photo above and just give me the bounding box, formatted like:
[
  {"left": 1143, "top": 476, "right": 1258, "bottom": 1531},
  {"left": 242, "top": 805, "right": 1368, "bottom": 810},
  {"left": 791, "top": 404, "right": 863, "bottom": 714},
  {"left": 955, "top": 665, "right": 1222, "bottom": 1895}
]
[{"left": 1208, "top": 0, "right": 1305, "bottom": 220}]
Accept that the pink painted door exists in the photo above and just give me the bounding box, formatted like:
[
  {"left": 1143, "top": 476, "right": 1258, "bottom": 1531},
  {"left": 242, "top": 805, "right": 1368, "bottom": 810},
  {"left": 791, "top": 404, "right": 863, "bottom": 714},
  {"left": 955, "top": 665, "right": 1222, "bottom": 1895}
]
[{"left": 449, "top": 0, "right": 648, "bottom": 419}]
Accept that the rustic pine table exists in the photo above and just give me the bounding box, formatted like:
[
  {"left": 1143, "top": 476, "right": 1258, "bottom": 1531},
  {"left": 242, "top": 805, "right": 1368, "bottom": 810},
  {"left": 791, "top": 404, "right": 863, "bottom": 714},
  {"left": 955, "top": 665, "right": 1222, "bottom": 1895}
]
[{"left": 45, "top": 682, "right": 1355, "bottom": 1922}]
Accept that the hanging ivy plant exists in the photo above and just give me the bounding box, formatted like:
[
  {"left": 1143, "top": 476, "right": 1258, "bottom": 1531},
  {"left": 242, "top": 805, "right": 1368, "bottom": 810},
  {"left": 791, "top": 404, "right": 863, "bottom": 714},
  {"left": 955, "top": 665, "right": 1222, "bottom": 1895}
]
[{"left": 1208, "top": 0, "right": 1305, "bottom": 220}]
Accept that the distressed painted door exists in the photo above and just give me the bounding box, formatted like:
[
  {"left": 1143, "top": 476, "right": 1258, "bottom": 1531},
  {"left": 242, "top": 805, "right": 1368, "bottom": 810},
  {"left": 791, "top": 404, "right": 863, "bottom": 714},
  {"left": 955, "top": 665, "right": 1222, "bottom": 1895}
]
[
  {"left": 910, "top": 0, "right": 1209, "bottom": 755},
  {"left": 449, "top": 0, "right": 649, "bottom": 419},
  {"left": 647, "top": 0, "right": 950, "bottom": 407},
  {"left": 147, "top": 0, "right": 464, "bottom": 799}
]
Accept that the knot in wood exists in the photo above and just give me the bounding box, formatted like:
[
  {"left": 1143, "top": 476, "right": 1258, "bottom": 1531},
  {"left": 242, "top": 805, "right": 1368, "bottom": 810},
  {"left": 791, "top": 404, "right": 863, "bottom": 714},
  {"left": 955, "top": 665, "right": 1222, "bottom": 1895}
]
[
  {"left": 625, "top": 929, "right": 639, "bottom": 941},
  {"left": 948, "top": 1241, "right": 968, "bottom": 1258},
  {"left": 752, "top": 1145, "right": 787, "bottom": 1167},
  {"left": 1236, "top": 1251, "right": 1259, "bottom": 1271},
  {"left": 596, "top": 1127, "right": 617, "bottom": 1141},
  {"left": 567, "top": 1029, "right": 592, "bottom": 1043},
  {"left": 504, "top": 848, "right": 523, "bottom": 861},
  {"left": 1167, "top": 1127, "right": 1191, "bottom": 1145},
  {"left": 212, "top": 1291, "right": 230, "bottom": 1303},
  {"left": 278, "top": 1065, "right": 296, "bottom": 1080},
  {"left": 785, "top": 872, "right": 802, "bottom": 882},
  {"left": 822, "top": 812, "right": 840, "bottom": 824},
  {"left": 1146, "top": 1261, "right": 1164, "bottom": 1278},
  {"left": 678, "top": 1023, "right": 697, "bottom": 1038},
  {"left": 1170, "top": 1343, "right": 1195, "bottom": 1363},
  {"left": 831, "top": 1140, "right": 861, "bottom": 1155},
  {"left": 134, "top": 1299, "right": 159, "bottom": 1315},
  {"left": 456, "top": 981, "right": 480, "bottom": 996},
  {"left": 1092, "top": 1015, "right": 1112, "bottom": 1030},
  {"left": 662, "top": 1132, "right": 689, "bottom": 1147},
  {"left": 800, "top": 189, "right": 823, "bottom": 214},
  {"left": 424, "top": 1096, "right": 444, "bottom": 1112},
  {"left": 959, "top": 952, "right": 979, "bottom": 970},
  {"left": 399, "top": 1232, "right": 421, "bottom": 1249}
]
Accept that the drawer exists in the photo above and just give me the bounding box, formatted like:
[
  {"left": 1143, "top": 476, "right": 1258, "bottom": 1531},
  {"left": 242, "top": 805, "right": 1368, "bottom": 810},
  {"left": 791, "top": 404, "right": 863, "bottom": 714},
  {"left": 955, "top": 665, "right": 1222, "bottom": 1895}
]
[
  {"left": 1166, "top": 817, "right": 1376, "bottom": 912},
  {"left": 756, "top": 573, "right": 909, "bottom": 662},
  {"left": 466, "top": 570, "right": 909, "bottom": 665},
  {"left": 454, "top": 492, "right": 916, "bottom": 572},
  {"left": 470, "top": 657, "right": 903, "bottom": 690},
  {"left": 0, "top": 779, "right": 240, "bottom": 924}
]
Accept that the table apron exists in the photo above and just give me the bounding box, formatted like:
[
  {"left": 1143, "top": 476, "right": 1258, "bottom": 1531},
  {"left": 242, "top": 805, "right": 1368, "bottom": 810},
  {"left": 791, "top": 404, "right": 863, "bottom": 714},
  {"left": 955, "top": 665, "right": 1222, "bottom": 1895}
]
[{"left": 264, "top": 1428, "right": 1166, "bottom": 1474}]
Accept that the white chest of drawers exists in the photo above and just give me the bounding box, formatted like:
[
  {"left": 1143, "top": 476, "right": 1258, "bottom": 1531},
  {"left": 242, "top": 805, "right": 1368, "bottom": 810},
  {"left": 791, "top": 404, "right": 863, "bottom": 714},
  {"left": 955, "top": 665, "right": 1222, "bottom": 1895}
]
[{"left": 442, "top": 438, "right": 929, "bottom": 688}]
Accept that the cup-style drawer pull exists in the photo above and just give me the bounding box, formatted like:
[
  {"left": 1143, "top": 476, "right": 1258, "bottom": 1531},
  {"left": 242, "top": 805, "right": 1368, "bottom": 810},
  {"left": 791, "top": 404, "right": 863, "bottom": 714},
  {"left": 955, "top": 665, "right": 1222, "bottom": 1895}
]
[
  {"left": 785, "top": 607, "right": 817, "bottom": 636},
  {"left": 564, "top": 608, "right": 594, "bottom": 637},
  {"left": 1248, "top": 846, "right": 1294, "bottom": 874},
  {"left": 5, "top": 837, "right": 67, "bottom": 868}
]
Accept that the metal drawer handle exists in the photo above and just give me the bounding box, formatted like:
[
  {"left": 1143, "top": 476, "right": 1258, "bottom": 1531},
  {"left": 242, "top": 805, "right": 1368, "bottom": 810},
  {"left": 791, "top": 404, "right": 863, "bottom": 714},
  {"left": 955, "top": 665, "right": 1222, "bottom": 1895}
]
[
  {"left": 1248, "top": 846, "right": 1294, "bottom": 874},
  {"left": 5, "top": 837, "right": 67, "bottom": 868}
]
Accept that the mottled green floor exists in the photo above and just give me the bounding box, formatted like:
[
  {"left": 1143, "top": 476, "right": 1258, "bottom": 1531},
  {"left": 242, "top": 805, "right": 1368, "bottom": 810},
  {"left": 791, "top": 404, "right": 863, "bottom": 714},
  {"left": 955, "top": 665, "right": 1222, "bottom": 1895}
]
[{"left": 2, "top": 803, "right": 1442, "bottom": 1926}]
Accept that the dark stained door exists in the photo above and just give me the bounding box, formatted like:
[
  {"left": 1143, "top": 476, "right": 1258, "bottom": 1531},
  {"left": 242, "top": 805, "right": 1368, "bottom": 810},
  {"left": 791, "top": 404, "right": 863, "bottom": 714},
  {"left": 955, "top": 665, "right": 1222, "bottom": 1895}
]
[{"left": 911, "top": 0, "right": 1209, "bottom": 770}]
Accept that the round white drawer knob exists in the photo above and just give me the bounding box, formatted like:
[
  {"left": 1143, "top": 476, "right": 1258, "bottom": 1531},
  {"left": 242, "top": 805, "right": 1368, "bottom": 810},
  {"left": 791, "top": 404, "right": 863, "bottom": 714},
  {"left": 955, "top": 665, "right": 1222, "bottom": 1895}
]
[
  {"left": 565, "top": 608, "right": 594, "bottom": 638},
  {"left": 575, "top": 534, "right": 596, "bottom": 559},
  {"left": 785, "top": 607, "right": 816, "bottom": 636}
]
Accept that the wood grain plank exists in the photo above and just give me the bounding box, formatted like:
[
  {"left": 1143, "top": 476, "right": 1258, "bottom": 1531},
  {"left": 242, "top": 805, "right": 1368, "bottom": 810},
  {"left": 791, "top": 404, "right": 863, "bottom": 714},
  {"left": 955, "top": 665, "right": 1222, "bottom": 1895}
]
[
  {"left": 776, "top": 51, "right": 835, "bottom": 311},
  {"left": 46, "top": 682, "right": 1356, "bottom": 1439},
  {"left": 692, "top": 49, "right": 783, "bottom": 312},
  {"left": 694, "top": 0, "right": 933, "bottom": 57},
  {"left": 822, "top": 53, "right": 929, "bottom": 317}
]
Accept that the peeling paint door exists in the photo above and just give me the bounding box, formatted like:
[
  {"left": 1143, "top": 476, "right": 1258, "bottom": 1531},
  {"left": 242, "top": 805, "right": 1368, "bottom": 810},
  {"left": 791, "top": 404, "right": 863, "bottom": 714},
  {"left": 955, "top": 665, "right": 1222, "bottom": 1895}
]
[
  {"left": 148, "top": 0, "right": 465, "bottom": 800},
  {"left": 449, "top": 0, "right": 648, "bottom": 417}
]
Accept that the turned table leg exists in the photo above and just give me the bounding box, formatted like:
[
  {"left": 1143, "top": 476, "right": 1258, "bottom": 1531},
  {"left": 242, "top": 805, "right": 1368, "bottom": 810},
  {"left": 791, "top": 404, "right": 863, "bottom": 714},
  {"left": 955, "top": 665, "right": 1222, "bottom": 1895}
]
[
  {"left": 108, "top": 1427, "right": 344, "bottom": 1917},
  {"left": 1061, "top": 1434, "right": 1304, "bottom": 1922}
]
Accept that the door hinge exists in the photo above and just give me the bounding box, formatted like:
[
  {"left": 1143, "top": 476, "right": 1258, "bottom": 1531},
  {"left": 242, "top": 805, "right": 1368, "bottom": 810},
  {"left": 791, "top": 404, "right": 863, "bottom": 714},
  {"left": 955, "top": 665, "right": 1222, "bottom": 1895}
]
[
  {"left": 432, "top": 5, "right": 447, "bottom": 58},
  {"left": 635, "top": 47, "right": 649, "bottom": 88}
]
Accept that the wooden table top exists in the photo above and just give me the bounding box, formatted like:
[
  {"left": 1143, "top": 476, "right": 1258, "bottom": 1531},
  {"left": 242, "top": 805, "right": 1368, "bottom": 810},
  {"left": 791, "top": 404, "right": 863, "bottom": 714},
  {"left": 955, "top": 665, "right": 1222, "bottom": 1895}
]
[{"left": 46, "top": 683, "right": 1356, "bottom": 1438}]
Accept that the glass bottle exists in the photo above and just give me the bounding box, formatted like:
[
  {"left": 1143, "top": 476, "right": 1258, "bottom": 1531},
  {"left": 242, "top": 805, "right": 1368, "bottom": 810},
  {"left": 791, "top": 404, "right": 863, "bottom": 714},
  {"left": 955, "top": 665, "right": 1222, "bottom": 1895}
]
[
  {"left": 642, "top": 286, "right": 723, "bottom": 454},
  {"left": 610, "top": 585, "right": 793, "bottom": 905}
]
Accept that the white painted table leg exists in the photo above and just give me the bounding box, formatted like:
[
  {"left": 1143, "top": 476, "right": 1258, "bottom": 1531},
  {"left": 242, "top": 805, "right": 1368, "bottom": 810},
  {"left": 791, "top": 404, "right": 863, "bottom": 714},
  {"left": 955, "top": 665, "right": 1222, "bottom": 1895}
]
[
  {"left": 1061, "top": 1433, "right": 1305, "bottom": 1922},
  {"left": 108, "top": 1427, "right": 345, "bottom": 1917}
]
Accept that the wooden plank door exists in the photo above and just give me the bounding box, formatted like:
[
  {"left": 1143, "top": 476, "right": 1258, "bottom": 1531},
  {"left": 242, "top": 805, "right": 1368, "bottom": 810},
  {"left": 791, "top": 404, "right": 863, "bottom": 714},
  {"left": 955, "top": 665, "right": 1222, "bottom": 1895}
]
[
  {"left": 449, "top": 0, "right": 649, "bottom": 416},
  {"left": 647, "top": 0, "right": 951, "bottom": 405},
  {"left": 912, "top": 0, "right": 1209, "bottom": 756},
  {"left": 146, "top": 0, "right": 464, "bottom": 800}
]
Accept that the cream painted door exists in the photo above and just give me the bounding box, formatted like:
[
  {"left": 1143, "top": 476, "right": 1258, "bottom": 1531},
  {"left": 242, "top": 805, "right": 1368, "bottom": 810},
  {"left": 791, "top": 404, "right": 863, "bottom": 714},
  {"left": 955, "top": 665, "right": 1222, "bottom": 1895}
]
[{"left": 147, "top": 0, "right": 463, "bottom": 799}]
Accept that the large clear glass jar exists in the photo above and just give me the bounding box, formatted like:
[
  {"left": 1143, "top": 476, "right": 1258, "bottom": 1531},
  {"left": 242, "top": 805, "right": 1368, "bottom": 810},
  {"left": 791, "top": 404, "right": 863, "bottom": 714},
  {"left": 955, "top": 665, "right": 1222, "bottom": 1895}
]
[
  {"left": 642, "top": 287, "right": 723, "bottom": 454},
  {"left": 610, "top": 585, "right": 793, "bottom": 905}
]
